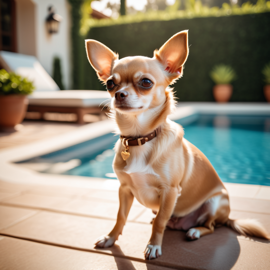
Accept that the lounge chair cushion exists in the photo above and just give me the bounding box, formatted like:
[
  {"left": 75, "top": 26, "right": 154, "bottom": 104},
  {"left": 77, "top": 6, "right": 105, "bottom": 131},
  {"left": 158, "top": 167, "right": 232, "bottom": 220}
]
[
  {"left": 0, "top": 51, "right": 59, "bottom": 91},
  {"left": 28, "top": 90, "right": 110, "bottom": 107}
]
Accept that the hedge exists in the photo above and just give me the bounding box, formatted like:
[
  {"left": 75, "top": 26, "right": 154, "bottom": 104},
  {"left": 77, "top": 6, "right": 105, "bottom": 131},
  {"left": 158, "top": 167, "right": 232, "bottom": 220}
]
[
  {"left": 82, "top": 12, "right": 270, "bottom": 102},
  {"left": 52, "top": 57, "right": 65, "bottom": 90},
  {"left": 68, "top": 0, "right": 85, "bottom": 89}
]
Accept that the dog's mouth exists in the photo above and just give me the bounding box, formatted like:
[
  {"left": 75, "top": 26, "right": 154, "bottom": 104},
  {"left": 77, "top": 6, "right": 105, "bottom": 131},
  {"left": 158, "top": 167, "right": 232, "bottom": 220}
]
[{"left": 116, "top": 105, "right": 143, "bottom": 111}]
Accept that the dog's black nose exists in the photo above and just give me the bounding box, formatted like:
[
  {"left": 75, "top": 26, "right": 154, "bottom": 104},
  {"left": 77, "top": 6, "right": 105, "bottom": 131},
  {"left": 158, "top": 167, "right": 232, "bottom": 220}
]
[{"left": 115, "top": 91, "right": 128, "bottom": 101}]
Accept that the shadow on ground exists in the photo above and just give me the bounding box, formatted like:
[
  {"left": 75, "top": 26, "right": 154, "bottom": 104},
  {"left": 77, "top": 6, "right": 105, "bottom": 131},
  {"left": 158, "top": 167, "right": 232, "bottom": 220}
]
[{"left": 96, "top": 226, "right": 243, "bottom": 270}]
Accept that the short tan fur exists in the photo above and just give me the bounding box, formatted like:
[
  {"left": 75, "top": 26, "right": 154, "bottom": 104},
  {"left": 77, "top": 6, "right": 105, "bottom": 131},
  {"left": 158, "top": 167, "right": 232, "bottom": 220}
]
[{"left": 85, "top": 31, "right": 270, "bottom": 260}]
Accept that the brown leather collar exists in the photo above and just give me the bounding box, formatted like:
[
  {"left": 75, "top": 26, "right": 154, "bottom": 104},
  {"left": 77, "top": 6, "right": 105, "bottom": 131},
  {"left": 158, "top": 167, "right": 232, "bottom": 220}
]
[{"left": 120, "top": 127, "right": 161, "bottom": 147}]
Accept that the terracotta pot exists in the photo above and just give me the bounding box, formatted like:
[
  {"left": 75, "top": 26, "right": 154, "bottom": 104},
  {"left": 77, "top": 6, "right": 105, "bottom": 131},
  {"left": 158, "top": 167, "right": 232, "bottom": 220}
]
[
  {"left": 0, "top": 95, "right": 28, "bottom": 128},
  {"left": 264, "top": 85, "right": 270, "bottom": 102},
  {"left": 213, "top": 84, "right": 233, "bottom": 103}
]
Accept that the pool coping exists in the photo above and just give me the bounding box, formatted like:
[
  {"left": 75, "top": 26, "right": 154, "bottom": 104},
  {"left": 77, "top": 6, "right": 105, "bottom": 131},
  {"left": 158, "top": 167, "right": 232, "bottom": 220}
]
[{"left": 1, "top": 102, "right": 270, "bottom": 198}]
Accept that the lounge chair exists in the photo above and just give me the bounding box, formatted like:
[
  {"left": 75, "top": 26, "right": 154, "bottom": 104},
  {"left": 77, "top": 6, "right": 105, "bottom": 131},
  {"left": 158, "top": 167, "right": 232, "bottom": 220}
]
[{"left": 0, "top": 51, "right": 110, "bottom": 124}]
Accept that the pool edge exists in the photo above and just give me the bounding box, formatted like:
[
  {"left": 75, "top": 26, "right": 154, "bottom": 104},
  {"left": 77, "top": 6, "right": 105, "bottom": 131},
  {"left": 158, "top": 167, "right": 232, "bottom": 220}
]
[{"left": 1, "top": 102, "right": 270, "bottom": 197}]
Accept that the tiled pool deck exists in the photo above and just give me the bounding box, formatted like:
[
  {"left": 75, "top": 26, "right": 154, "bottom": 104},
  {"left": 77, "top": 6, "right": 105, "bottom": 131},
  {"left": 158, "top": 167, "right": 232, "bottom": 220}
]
[
  {"left": 0, "top": 103, "right": 270, "bottom": 269},
  {"left": 1, "top": 179, "right": 270, "bottom": 269}
]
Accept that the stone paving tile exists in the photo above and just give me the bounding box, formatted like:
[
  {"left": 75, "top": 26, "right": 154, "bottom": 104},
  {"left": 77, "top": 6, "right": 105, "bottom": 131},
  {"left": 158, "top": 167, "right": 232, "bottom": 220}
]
[
  {"left": 24, "top": 185, "right": 88, "bottom": 198},
  {"left": 255, "top": 186, "right": 270, "bottom": 201},
  {"left": 2, "top": 211, "right": 270, "bottom": 270},
  {"left": 229, "top": 210, "right": 270, "bottom": 230},
  {"left": 0, "top": 237, "right": 172, "bottom": 270},
  {"left": 230, "top": 197, "right": 270, "bottom": 215},
  {"left": 224, "top": 183, "right": 260, "bottom": 198},
  {"left": 53, "top": 197, "right": 145, "bottom": 221},
  {"left": 83, "top": 189, "right": 119, "bottom": 202},
  {"left": 2, "top": 193, "right": 72, "bottom": 209},
  {"left": 0, "top": 189, "right": 21, "bottom": 202},
  {"left": 83, "top": 189, "right": 142, "bottom": 206},
  {"left": 230, "top": 238, "right": 270, "bottom": 270},
  {"left": 0, "top": 121, "right": 80, "bottom": 150},
  {"left": 0, "top": 205, "right": 37, "bottom": 231},
  {"left": 0, "top": 181, "right": 32, "bottom": 192},
  {"left": 134, "top": 208, "right": 155, "bottom": 224}
]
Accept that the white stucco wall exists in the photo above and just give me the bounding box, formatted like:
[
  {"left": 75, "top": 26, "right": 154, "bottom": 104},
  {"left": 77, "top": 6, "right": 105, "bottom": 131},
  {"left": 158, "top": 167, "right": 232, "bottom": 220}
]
[{"left": 32, "top": 0, "right": 71, "bottom": 89}]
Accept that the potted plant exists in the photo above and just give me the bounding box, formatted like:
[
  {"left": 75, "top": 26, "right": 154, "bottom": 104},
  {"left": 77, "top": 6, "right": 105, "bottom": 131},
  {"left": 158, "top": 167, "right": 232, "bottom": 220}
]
[
  {"left": 0, "top": 69, "right": 34, "bottom": 129},
  {"left": 210, "top": 64, "right": 236, "bottom": 103},
  {"left": 262, "top": 62, "right": 270, "bottom": 102}
]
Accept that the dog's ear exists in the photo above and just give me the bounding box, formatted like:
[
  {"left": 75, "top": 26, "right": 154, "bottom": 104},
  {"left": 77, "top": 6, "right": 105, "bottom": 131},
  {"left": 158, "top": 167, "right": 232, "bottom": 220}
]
[
  {"left": 154, "top": 30, "right": 189, "bottom": 79},
  {"left": 85, "top": 40, "right": 118, "bottom": 81}
]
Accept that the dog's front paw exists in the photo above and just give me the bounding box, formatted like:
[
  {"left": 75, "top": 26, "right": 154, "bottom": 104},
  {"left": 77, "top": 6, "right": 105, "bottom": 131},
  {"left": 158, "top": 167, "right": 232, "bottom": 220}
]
[
  {"left": 186, "top": 228, "right": 200, "bottom": 240},
  {"left": 95, "top": 235, "right": 116, "bottom": 248},
  {"left": 144, "top": 244, "right": 162, "bottom": 260}
]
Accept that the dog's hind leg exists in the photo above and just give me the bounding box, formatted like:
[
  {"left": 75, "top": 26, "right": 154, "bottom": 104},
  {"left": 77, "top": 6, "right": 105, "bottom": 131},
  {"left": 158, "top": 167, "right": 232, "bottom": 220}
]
[
  {"left": 186, "top": 193, "right": 230, "bottom": 240},
  {"left": 186, "top": 225, "right": 214, "bottom": 240}
]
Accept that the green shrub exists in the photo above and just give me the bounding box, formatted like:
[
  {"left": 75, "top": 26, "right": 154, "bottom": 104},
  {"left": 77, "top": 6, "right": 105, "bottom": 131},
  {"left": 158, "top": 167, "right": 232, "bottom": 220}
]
[
  {"left": 68, "top": 0, "right": 85, "bottom": 89},
  {"left": 52, "top": 57, "right": 65, "bottom": 90},
  {"left": 0, "top": 69, "right": 35, "bottom": 95},
  {"left": 210, "top": 65, "right": 236, "bottom": 84},
  {"left": 81, "top": 0, "right": 270, "bottom": 35},
  {"left": 82, "top": 12, "right": 270, "bottom": 102},
  {"left": 262, "top": 62, "right": 270, "bottom": 84}
]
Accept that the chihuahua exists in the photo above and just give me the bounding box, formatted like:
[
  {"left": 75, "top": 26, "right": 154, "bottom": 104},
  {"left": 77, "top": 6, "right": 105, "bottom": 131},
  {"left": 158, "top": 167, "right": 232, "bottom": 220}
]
[{"left": 85, "top": 31, "right": 270, "bottom": 260}]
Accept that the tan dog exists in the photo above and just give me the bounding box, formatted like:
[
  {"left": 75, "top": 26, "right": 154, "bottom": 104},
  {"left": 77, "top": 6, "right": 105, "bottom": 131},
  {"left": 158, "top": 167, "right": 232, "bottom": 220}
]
[{"left": 85, "top": 31, "right": 270, "bottom": 260}]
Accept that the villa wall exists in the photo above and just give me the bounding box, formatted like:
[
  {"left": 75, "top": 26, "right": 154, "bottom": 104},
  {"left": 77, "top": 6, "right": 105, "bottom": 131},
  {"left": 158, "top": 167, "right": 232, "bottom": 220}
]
[{"left": 15, "top": 0, "right": 71, "bottom": 89}]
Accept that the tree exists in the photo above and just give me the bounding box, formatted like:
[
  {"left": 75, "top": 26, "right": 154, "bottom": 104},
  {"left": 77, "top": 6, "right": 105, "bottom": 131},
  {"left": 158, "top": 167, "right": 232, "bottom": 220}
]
[
  {"left": 120, "top": 0, "right": 126, "bottom": 15},
  {"left": 145, "top": 0, "right": 169, "bottom": 11},
  {"left": 52, "top": 57, "right": 65, "bottom": 90}
]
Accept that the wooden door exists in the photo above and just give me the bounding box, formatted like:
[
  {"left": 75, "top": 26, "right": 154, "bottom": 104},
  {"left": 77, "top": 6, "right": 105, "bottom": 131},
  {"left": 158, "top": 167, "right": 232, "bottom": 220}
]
[{"left": 0, "top": 0, "right": 16, "bottom": 52}]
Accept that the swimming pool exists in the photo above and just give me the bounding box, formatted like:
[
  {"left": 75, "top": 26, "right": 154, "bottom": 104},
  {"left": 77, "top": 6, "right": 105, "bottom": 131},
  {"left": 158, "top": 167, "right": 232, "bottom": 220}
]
[{"left": 17, "top": 114, "right": 270, "bottom": 186}]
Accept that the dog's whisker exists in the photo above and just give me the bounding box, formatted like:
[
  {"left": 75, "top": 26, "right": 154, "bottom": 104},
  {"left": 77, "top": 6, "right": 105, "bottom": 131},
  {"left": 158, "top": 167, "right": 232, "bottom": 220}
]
[
  {"left": 101, "top": 101, "right": 111, "bottom": 111},
  {"left": 99, "top": 98, "right": 111, "bottom": 107},
  {"left": 84, "top": 29, "right": 270, "bottom": 262}
]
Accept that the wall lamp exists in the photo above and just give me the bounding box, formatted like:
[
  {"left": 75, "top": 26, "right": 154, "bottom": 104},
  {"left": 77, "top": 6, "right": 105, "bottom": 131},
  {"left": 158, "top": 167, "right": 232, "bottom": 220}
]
[{"left": 46, "top": 6, "right": 62, "bottom": 34}]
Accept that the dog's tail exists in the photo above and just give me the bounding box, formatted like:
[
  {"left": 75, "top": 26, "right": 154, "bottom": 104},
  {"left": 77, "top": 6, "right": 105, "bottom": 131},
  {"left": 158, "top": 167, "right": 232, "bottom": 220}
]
[{"left": 226, "top": 219, "right": 270, "bottom": 240}]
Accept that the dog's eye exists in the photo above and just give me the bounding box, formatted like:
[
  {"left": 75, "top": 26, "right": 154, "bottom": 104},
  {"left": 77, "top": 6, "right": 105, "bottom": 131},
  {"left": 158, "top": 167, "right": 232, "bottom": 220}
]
[
  {"left": 106, "top": 80, "right": 115, "bottom": 91},
  {"left": 139, "top": 78, "right": 153, "bottom": 89}
]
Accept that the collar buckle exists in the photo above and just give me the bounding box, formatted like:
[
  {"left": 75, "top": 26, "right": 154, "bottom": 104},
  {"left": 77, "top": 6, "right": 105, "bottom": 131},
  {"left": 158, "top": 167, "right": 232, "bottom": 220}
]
[{"left": 137, "top": 137, "right": 144, "bottom": 146}]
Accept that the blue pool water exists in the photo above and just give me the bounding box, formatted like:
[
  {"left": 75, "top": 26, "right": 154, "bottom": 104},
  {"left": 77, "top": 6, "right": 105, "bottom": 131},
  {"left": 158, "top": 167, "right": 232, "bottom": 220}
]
[{"left": 18, "top": 114, "right": 270, "bottom": 186}]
